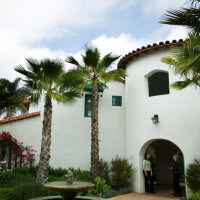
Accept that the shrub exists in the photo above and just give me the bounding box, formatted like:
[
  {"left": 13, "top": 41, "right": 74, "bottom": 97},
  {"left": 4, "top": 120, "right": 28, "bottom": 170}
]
[
  {"left": 186, "top": 159, "right": 200, "bottom": 193},
  {"left": 48, "top": 167, "right": 91, "bottom": 182},
  {"left": 193, "top": 190, "right": 200, "bottom": 200},
  {"left": 102, "top": 189, "right": 119, "bottom": 198},
  {"left": 99, "top": 158, "right": 110, "bottom": 184},
  {"left": 14, "top": 182, "right": 59, "bottom": 200},
  {"left": 0, "top": 160, "right": 8, "bottom": 172},
  {"left": 0, "top": 188, "right": 15, "bottom": 200},
  {"left": 84, "top": 177, "right": 110, "bottom": 197},
  {"left": 110, "top": 156, "right": 133, "bottom": 190},
  {"left": 69, "top": 168, "right": 91, "bottom": 181},
  {"left": 48, "top": 166, "right": 68, "bottom": 177},
  {"left": 12, "top": 166, "right": 38, "bottom": 177},
  {"left": 0, "top": 171, "right": 35, "bottom": 188},
  {"left": 102, "top": 187, "right": 131, "bottom": 198},
  {"left": 94, "top": 177, "right": 110, "bottom": 197}
]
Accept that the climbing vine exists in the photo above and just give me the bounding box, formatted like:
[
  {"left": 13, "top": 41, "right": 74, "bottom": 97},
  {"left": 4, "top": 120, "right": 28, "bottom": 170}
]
[{"left": 0, "top": 131, "right": 36, "bottom": 167}]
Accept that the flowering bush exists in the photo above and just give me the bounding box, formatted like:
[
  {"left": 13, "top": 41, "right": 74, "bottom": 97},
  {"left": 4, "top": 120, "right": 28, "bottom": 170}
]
[
  {"left": 0, "top": 160, "right": 8, "bottom": 172},
  {"left": 0, "top": 131, "right": 36, "bottom": 168}
]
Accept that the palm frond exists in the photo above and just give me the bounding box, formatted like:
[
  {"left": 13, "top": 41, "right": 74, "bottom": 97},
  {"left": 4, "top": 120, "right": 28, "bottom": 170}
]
[
  {"left": 82, "top": 46, "right": 100, "bottom": 69},
  {"left": 171, "top": 78, "right": 199, "bottom": 90},
  {"left": 65, "top": 56, "right": 82, "bottom": 67},
  {"left": 97, "top": 53, "right": 120, "bottom": 72},
  {"left": 160, "top": 8, "right": 200, "bottom": 33},
  {"left": 100, "top": 69, "right": 127, "bottom": 83},
  {"left": 0, "top": 78, "right": 30, "bottom": 118},
  {"left": 190, "top": 0, "right": 200, "bottom": 8},
  {"left": 59, "top": 70, "right": 85, "bottom": 91},
  {"left": 49, "top": 91, "right": 81, "bottom": 105}
]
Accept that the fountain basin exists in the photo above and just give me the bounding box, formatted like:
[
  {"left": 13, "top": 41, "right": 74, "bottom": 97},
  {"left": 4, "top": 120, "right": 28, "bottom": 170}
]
[
  {"left": 43, "top": 181, "right": 96, "bottom": 200},
  {"left": 44, "top": 181, "right": 94, "bottom": 193},
  {"left": 29, "top": 196, "right": 105, "bottom": 200}
]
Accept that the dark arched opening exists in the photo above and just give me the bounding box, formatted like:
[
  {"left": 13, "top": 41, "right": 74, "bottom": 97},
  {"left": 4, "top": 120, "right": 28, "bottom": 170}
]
[
  {"left": 148, "top": 72, "right": 169, "bottom": 97},
  {"left": 142, "top": 139, "right": 186, "bottom": 197}
]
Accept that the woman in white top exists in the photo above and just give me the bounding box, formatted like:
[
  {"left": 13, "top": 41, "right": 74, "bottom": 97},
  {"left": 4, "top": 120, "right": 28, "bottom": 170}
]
[{"left": 143, "top": 154, "right": 154, "bottom": 193}]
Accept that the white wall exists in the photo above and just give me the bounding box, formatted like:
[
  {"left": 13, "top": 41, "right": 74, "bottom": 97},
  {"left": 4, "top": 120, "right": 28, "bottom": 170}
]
[
  {"left": 0, "top": 115, "right": 42, "bottom": 164},
  {"left": 125, "top": 49, "right": 200, "bottom": 196},
  {"left": 0, "top": 81, "right": 126, "bottom": 170}
]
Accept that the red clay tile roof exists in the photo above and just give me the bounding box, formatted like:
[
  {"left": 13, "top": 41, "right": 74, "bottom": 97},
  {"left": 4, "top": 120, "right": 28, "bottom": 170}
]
[
  {"left": 117, "top": 79, "right": 125, "bottom": 84},
  {"left": 23, "top": 99, "right": 29, "bottom": 104},
  {"left": 0, "top": 112, "right": 40, "bottom": 125},
  {"left": 117, "top": 39, "right": 185, "bottom": 70}
]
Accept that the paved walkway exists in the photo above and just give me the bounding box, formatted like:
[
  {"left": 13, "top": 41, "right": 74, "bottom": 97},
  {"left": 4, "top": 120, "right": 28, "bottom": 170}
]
[
  {"left": 108, "top": 185, "right": 185, "bottom": 200},
  {"left": 108, "top": 193, "right": 180, "bottom": 200}
]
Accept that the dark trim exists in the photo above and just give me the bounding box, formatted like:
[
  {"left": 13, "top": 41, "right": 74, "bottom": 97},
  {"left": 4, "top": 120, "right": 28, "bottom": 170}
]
[
  {"left": 112, "top": 96, "right": 122, "bottom": 107},
  {"left": 84, "top": 94, "right": 92, "bottom": 117}
]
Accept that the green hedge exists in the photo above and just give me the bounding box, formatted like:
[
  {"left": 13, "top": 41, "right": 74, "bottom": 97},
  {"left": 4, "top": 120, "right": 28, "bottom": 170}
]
[
  {"left": 0, "top": 188, "right": 15, "bottom": 200},
  {"left": 0, "top": 182, "right": 59, "bottom": 200},
  {"left": 0, "top": 171, "right": 35, "bottom": 188}
]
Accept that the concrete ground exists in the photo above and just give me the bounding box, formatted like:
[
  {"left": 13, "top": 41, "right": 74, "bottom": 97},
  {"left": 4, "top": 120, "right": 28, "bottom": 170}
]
[
  {"left": 108, "top": 184, "right": 185, "bottom": 200},
  {"left": 108, "top": 193, "right": 180, "bottom": 200}
]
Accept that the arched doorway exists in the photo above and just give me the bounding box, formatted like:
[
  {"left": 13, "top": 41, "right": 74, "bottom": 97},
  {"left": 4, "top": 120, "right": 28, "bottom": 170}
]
[{"left": 139, "top": 139, "right": 186, "bottom": 197}]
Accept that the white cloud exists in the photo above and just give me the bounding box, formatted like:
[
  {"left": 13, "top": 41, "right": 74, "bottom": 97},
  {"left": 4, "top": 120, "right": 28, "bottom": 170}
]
[
  {"left": 142, "top": 0, "right": 188, "bottom": 15},
  {"left": 91, "top": 33, "right": 144, "bottom": 56},
  {"left": 166, "top": 26, "right": 188, "bottom": 41},
  {"left": 1, "top": 29, "right": 188, "bottom": 81},
  {"left": 0, "top": 0, "right": 135, "bottom": 47},
  {"left": 0, "top": 0, "right": 137, "bottom": 80},
  {"left": 0, "top": 0, "right": 190, "bottom": 80}
]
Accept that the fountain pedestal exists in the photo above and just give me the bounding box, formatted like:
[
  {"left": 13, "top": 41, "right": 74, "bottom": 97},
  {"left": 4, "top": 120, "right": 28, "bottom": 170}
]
[{"left": 44, "top": 181, "right": 94, "bottom": 200}]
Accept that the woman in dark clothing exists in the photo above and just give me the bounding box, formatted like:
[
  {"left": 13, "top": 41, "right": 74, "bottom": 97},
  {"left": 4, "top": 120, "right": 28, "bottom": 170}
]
[
  {"left": 143, "top": 154, "right": 154, "bottom": 194},
  {"left": 171, "top": 155, "right": 182, "bottom": 197}
]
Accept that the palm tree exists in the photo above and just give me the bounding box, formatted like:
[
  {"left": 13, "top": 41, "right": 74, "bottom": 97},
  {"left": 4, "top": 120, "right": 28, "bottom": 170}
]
[
  {"left": 66, "top": 46, "right": 127, "bottom": 181},
  {"left": 162, "top": 33, "right": 200, "bottom": 89},
  {"left": 0, "top": 78, "right": 29, "bottom": 118},
  {"left": 160, "top": 0, "right": 200, "bottom": 33},
  {"left": 160, "top": 0, "right": 200, "bottom": 90},
  {"left": 15, "top": 58, "right": 83, "bottom": 183}
]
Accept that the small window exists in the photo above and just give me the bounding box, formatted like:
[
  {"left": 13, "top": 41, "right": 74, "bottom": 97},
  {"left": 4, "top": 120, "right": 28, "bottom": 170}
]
[
  {"left": 112, "top": 96, "right": 122, "bottom": 106},
  {"left": 148, "top": 72, "right": 169, "bottom": 97},
  {"left": 84, "top": 94, "right": 99, "bottom": 117},
  {"left": 85, "top": 94, "right": 92, "bottom": 117}
]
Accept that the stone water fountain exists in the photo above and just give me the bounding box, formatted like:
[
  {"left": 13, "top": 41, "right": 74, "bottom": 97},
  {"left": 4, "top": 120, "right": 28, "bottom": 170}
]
[{"left": 29, "top": 171, "right": 105, "bottom": 200}]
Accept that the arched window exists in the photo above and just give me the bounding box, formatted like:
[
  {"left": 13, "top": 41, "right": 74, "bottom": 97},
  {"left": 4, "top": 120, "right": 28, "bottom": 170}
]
[{"left": 148, "top": 72, "right": 169, "bottom": 97}]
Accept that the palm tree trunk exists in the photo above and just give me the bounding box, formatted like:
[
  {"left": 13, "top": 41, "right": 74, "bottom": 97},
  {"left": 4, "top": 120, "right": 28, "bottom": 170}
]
[
  {"left": 90, "top": 80, "right": 100, "bottom": 182},
  {"left": 36, "top": 97, "right": 52, "bottom": 183}
]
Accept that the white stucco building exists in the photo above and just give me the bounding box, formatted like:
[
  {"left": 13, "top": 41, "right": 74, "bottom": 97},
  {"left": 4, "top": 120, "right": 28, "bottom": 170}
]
[{"left": 0, "top": 39, "right": 199, "bottom": 196}]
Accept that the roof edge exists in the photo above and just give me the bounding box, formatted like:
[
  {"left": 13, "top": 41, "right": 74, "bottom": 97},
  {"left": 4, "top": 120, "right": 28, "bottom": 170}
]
[
  {"left": 0, "top": 112, "right": 41, "bottom": 125},
  {"left": 117, "top": 39, "right": 185, "bottom": 70}
]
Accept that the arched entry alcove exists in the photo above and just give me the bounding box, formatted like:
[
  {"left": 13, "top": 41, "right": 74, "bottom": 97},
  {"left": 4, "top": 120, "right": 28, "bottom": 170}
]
[{"left": 139, "top": 139, "right": 186, "bottom": 197}]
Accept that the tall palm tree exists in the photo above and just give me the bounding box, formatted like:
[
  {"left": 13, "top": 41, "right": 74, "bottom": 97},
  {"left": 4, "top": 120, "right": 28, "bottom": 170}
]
[
  {"left": 160, "top": 0, "right": 200, "bottom": 90},
  {"left": 15, "top": 58, "right": 83, "bottom": 183},
  {"left": 66, "top": 46, "right": 127, "bottom": 181},
  {"left": 0, "top": 78, "right": 29, "bottom": 118}
]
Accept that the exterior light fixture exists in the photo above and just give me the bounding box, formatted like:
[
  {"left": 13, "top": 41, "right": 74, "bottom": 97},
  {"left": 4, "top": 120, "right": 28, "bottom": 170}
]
[{"left": 151, "top": 114, "right": 159, "bottom": 124}]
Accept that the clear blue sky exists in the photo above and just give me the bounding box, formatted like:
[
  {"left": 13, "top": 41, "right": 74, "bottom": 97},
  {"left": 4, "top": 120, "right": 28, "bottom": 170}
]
[{"left": 0, "top": 0, "right": 189, "bottom": 80}]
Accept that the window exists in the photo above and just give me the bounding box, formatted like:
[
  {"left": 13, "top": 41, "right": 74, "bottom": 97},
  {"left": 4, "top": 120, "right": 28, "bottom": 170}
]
[
  {"left": 85, "top": 94, "right": 92, "bottom": 117},
  {"left": 112, "top": 96, "right": 122, "bottom": 106},
  {"left": 84, "top": 94, "right": 99, "bottom": 117},
  {"left": 148, "top": 72, "right": 169, "bottom": 97}
]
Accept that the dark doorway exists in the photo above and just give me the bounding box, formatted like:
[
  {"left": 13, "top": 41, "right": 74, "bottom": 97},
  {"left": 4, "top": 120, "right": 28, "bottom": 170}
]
[{"left": 144, "top": 139, "right": 186, "bottom": 198}]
